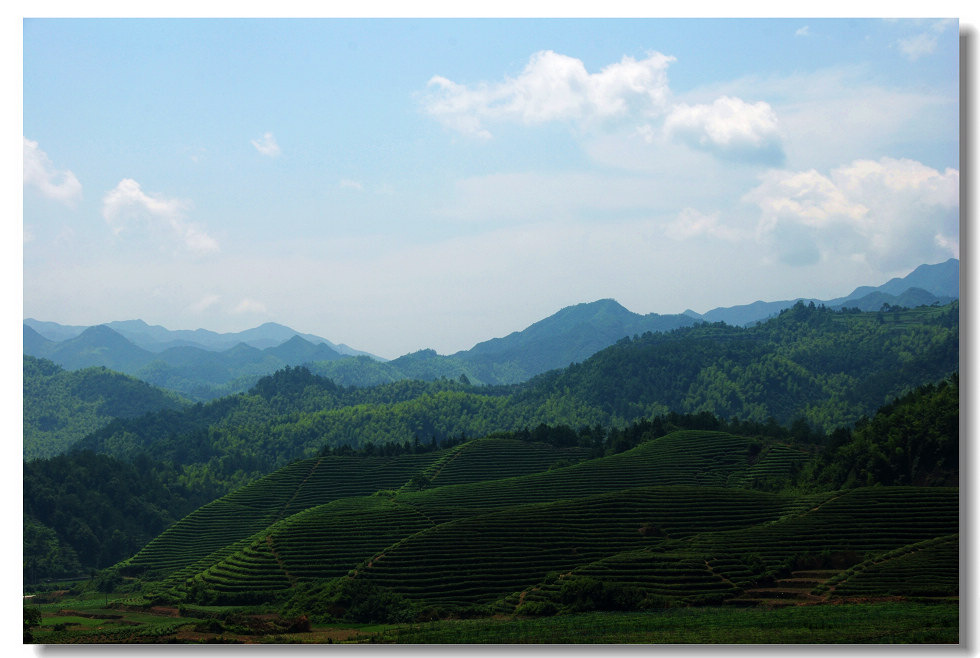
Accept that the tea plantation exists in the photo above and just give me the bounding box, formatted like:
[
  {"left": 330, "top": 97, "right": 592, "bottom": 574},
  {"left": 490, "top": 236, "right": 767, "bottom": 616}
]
[{"left": 90, "top": 427, "right": 957, "bottom": 634}]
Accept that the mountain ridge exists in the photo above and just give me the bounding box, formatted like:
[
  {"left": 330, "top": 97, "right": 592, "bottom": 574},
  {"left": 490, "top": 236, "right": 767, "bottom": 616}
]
[
  {"left": 688, "top": 258, "right": 958, "bottom": 326},
  {"left": 23, "top": 318, "right": 381, "bottom": 361},
  {"left": 25, "top": 259, "right": 959, "bottom": 392},
  {"left": 23, "top": 326, "right": 349, "bottom": 401}
]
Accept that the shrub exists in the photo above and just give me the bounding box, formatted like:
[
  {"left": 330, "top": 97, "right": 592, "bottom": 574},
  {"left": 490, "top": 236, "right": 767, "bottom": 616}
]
[{"left": 515, "top": 600, "right": 558, "bottom": 617}]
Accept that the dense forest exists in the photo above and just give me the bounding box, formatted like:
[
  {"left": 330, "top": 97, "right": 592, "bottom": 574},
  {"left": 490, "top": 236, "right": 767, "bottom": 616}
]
[
  {"left": 57, "top": 301, "right": 957, "bottom": 487},
  {"left": 23, "top": 356, "right": 186, "bottom": 460}
]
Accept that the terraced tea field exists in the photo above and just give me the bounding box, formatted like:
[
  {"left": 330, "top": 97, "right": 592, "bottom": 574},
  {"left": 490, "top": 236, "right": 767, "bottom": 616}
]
[{"left": 121, "top": 431, "right": 956, "bottom": 619}]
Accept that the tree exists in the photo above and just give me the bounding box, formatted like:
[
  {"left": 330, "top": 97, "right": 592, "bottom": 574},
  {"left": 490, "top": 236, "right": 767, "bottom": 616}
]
[
  {"left": 94, "top": 569, "right": 122, "bottom": 607},
  {"left": 24, "top": 605, "right": 42, "bottom": 643},
  {"left": 408, "top": 472, "right": 431, "bottom": 491}
]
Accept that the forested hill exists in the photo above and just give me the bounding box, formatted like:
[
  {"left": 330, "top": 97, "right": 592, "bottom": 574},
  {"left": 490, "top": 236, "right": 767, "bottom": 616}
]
[
  {"left": 514, "top": 300, "right": 959, "bottom": 431},
  {"left": 70, "top": 301, "right": 957, "bottom": 491},
  {"left": 23, "top": 356, "right": 187, "bottom": 460}
]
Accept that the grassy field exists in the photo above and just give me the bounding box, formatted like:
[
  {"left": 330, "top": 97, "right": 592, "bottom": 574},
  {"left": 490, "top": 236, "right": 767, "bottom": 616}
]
[
  {"left": 376, "top": 602, "right": 959, "bottom": 644},
  {"left": 27, "top": 597, "right": 957, "bottom": 644}
]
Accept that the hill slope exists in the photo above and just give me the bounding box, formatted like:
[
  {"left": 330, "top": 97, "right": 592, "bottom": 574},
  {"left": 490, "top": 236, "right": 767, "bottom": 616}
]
[
  {"left": 71, "top": 302, "right": 958, "bottom": 489},
  {"left": 23, "top": 355, "right": 186, "bottom": 459},
  {"left": 113, "top": 423, "right": 955, "bottom": 617}
]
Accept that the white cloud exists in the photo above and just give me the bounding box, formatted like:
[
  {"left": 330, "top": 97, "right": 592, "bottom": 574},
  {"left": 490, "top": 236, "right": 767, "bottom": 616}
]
[
  {"left": 423, "top": 50, "right": 786, "bottom": 165},
  {"left": 232, "top": 298, "right": 268, "bottom": 315},
  {"left": 795, "top": 26, "right": 810, "bottom": 37},
  {"left": 681, "top": 66, "right": 956, "bottom": 172},
  {"left": 422, "top": 50, "right": 675, "bottom": 138},
  {"left": 102, "top": 178, "right": 219, "bottom": 255},
  {"left": 251, "top": 132, "right": 281, "bottom": 157},
  {"left": 23, "top": 138, "right": 82, "bottom": 206},
  {"left": 339, "top": 178, "right": 364, "bottom": 192},
  {"left": 898, "top": 19, "right": 956, "bottom": 61},
  {"left": 745, "top": 157, "right": 958, "bottom": 269},
  {"left": 663, "top": 96, "right": 784, "bottom": 164}
]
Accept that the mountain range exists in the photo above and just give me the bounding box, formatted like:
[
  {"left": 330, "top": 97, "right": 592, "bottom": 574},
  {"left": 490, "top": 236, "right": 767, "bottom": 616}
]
[
  {"left": 684, "top": 257, "right": 958, "bottom": 325},
  {"left": 23, "top": 318, "right": 379, "bottom": 358},
  {"left": 23, "top": 258, "right": 959, "bottom": 397}
]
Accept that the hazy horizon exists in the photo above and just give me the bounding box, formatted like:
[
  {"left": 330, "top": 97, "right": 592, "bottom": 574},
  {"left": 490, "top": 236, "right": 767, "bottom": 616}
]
[
  {"left": 24, "top": 18, "right": 960, "bottom": 359},
  {"left": 22, "top": 255, "right": 957, "bottom": 360}
]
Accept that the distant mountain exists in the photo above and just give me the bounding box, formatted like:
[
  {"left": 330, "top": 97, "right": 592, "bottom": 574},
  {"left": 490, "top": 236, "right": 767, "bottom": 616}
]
[
  {"left": 25, "top": 260, "right": 958, "bottom": 392},
  {"left": 311, "top": 300, "right": 697, "bottom": 387},
  {"left": 690, "top": 259, "right": 958, "bottom": 326},
  {"left": 266, "top": 335, "right": 346, "bottom": 364},
  {"left": 45, "top": 325, "right": 159, "bottom": 373},
  {"left": 839, "top": 258, "right": 959, "bottom": 301},
  {"left": 835, "top": 287, "right": 952, "bottom": 312},
  {"left": 454, "top": 299, "right": 695, "bottom": 383},
  {"left": 23, "top": 318, "right": 381, "bottom": 360},
  {"left": 24, "top": 325, "right": 55, "bottom": 356},
  {"left": 829, "top": 259, "right": 959, "bottom": 307},
  {"left": 23, "top": 324, "right": 349, "bottom": 401}
]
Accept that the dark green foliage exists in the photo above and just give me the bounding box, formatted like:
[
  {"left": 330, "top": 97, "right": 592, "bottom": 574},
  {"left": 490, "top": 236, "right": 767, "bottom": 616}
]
[
  {"left": 801, "top": 374, "right": 958, "bottom": 489},
  {"left": 514, "top": 302, "right": 958, "bottom": 432},
  {"left": 23, "top": 451, "right": 206, "bottom": 580},
  {"left": 282, "top": 578, "right": 416, "bottom": 624},
  {"left": 23, "top": 355, "right": 186, "bottom": 459},
  {"left": 379, "top": 602, "right": 958, "bottom": 643},
  {"left": 24, "top": 605, "right": 42, "bottom": 643},
  {"left": 557, "top": 576, "right": 646, "bottom": 612}
]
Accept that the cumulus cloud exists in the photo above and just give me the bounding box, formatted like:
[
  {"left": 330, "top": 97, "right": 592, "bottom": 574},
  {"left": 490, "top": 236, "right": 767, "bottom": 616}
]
[
  {"left": 251, "top": 132, "right": 281, "bottom": 157},
  {"left": 663, "top": 96, "right": 784, "bottom": 164},
  {"left": 422, "top": 50, "right": 676, "bottom": 138},
  {"left": 422, "top": 50, "right": 785, "bottom": 165},
  {"left": 23, "top": 137, "right": 83, "bottom": 206},
  {"left": 745, "top": 157, "right": 958, "bottom": 269},
  {"left": 102, "top": 178, "right": 219, "bottom": 255},
  {"left": 898, "top": 19, "right": 956, "bottom": 61}
]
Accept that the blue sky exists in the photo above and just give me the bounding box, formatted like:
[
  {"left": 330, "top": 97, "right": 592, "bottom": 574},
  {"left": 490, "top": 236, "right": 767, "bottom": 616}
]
[{"left": 22, "top": 16, "right": 962, "bottom": 359}]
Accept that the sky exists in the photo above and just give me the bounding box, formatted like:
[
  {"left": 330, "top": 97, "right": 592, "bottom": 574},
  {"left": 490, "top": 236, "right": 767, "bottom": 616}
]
[{"left": 21, "top": 16, "right": 963, "bottom": 359}]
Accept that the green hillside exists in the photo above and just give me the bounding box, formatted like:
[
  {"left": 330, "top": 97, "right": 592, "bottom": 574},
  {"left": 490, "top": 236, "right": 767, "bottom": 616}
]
[
  {"left": 25, "top": 370, "right": 959, "bottom": 642},
  {"left": 134, "top": 429, "right": 806, "bottom": 607},
  {"left": 515, "top": 301, "right": 958, "bottom": 431},
  {"left": 72, "top": 302, "right": 958, "bottom": 487},
  {"left": 108, "top": 418, "right": 955, "bottom": 620},
  {"left": 23, "top": 302, "right": 958, "bottom": 643},
  {"left": 23, "top": 355, "right": 187, "bottom": 459}
]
